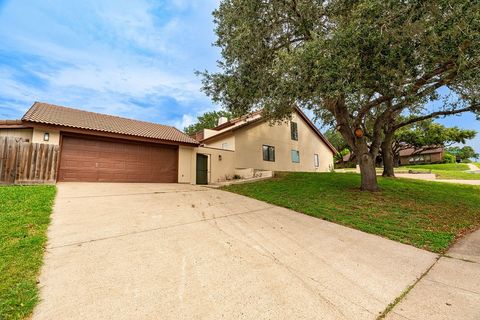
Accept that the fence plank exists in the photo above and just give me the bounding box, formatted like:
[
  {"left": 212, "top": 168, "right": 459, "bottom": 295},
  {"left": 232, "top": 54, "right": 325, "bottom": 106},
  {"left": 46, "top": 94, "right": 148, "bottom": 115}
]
[{"left": 0, "top": 137, "right": 59, "bottom": 185}]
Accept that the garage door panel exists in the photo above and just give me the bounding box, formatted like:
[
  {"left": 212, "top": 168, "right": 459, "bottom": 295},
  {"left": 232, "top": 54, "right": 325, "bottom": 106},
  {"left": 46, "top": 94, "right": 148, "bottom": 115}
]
[
  {"left": 59, "top": 136, "right": 178, "bottom": 182},
  {"left": 60, "top": 169, "right": 98, "bottom": 182},
  {"left": 61, "top": 160, "right": 97, "bottom": 169}
]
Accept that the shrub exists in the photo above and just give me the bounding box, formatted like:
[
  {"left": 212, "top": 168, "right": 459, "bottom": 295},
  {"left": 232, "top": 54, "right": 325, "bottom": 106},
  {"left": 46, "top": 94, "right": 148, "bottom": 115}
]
[{"left": 443, "top": 152, "right": 456, "bottom": 163}]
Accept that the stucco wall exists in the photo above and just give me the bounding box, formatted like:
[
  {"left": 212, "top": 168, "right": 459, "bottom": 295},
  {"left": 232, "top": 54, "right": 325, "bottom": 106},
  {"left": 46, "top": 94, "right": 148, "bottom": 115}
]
[
  {"left": 233, "top": 112, "right": 334, "bottom": 172},
  {"left": 32, "top": 127, "right": 60, "bottom": 145},
  {"left": 178, "top": 146, "right": 194, "bottom": 183},
  {"left": 0, "top": 128, "right": 33, "bottom": 141},
  {"left": 178, "top": 146, "right": 235, "bottom": 184},
  {"left": 193, "top": 147, "right": 235, "bottom": 184},
  {"left": 204, "top": 134, "right": 235, "bottom": 150},
  {"left": 0, "top": 125, "right": 60, "bottom": 145}
]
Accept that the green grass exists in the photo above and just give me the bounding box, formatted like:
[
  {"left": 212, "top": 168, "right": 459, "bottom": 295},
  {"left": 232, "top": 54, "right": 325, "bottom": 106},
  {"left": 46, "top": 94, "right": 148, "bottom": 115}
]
[
  {"left": 402, "top": 163, "right": 480, "bottom": 180},
  {"left": 223, "top": 172, "right": 480, "bottom": 253},
  {"left": 0, "top": 185, "right": 56, "bottom": 320},
  {"left": 475, "top": 163, "right": 480, "bottom": 169},
  {"left": 403, "top": 163, "right": 470, "bottom": 171}
]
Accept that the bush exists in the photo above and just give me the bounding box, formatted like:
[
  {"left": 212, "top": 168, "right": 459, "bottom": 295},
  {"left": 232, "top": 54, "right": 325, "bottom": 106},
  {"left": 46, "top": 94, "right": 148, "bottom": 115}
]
[{"left": 443, "top": 153, "right": 456, "bottom": 163}]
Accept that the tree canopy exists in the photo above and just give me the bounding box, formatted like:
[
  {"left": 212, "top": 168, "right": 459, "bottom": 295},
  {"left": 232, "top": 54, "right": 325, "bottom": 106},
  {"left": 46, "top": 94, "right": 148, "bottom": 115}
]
[
  {"left": 395, "top": 121, "right": 476, "bottom": 153},
  {"left": 184, "top": 110, "right": 232, "bottom": 135},
  {"left": 446, "top": 146, "right": 479, "bottom": 162},
  {"left": 201, "top": 0, "right": 480, "bottom": 191}
]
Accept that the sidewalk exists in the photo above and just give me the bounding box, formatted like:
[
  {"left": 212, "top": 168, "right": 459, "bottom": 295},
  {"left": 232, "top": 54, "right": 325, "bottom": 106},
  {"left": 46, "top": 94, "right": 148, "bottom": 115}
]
[
  {"left": 386, "top": 230, "right": 480, "bottom": 320},
  {"left": 467, "top": 163, "right": 480, "bottom": 172}
]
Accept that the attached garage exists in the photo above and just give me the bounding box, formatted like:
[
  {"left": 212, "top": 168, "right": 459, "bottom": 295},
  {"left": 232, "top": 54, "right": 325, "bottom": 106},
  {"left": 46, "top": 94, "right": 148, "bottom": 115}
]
[
  {"left": 18, "top": 102, "right": 199, "bottom": 183},
  {"left": 58, "top": 135, "right": 178, "bottom": 182}
]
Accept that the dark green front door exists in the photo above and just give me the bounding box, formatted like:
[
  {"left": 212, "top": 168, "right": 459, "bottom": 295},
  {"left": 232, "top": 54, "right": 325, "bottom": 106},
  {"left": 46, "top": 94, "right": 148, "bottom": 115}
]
[{"left": 196, "top": 154, "right": 208, "bottom": 185}]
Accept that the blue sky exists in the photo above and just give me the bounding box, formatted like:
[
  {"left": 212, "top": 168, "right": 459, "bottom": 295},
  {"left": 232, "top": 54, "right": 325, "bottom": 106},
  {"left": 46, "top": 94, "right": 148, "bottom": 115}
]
[{"left": 0, "top": 0, "right": 478, "bottom": 153}]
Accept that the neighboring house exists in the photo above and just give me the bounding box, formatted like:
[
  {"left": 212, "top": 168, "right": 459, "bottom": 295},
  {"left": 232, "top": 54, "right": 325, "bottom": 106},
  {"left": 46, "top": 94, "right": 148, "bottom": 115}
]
[
  {"left": 0, "top": 102, "right": 335, "bottom": 184},
  {"left": 399, "top": 147, "right": 444, "bottom": 165}
]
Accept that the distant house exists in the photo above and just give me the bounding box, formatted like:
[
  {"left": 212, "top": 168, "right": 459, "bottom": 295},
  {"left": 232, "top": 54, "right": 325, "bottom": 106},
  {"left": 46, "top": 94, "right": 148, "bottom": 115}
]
[
  {"left": 399, "top": 147, "right": 444, "bottom": 165},
  {"left": 0, "top": 102, "right": 335, "bottom": 184}
]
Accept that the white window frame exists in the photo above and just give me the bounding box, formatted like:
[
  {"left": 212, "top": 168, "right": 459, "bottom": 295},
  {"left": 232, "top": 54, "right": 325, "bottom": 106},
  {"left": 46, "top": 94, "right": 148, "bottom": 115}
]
[{"left": 291, "top": 150, "right": 300, "bottom": 163}]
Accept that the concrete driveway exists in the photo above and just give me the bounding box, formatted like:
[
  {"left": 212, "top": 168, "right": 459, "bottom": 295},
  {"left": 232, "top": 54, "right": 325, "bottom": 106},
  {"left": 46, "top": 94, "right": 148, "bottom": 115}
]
[{"left": 33, "top": 183, "right": 436, "bottom": 320}]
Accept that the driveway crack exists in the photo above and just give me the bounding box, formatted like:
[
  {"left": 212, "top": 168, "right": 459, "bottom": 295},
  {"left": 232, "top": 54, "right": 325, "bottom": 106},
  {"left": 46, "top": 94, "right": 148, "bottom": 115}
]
[
  {"left": 376, "top": 255, "right": 441, "bottom": 319},
  {"left": 48, "top": 206, "right": 275, "bottom": 249}
]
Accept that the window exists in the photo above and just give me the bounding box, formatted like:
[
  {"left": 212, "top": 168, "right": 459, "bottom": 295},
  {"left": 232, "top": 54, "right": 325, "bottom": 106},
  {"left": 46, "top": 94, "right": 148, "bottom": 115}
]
[
  {"left": 43, "top": 132, "right": 49, "bottom": 141},
  {"left": 409, "top": 154, "right": 431, "bottom": 164},
  {"left": 262, "top": 145, "right": 275, "bottom": 162},
  {"left": 290, "top": 121, "right": 298, "bottom": 140},
  {"left": 314, "top": 154, "right": 319, "bottom": 167},
  {"left": 291, "top": 150, "right": 300, "bottom": 163}
]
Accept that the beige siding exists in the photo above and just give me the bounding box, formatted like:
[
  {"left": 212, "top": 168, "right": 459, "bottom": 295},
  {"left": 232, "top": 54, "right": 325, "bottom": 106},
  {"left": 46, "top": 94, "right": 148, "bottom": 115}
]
[
  {"left": 233, "top": 112, "right": 334, "bottom": 172},
  {"left": 0, "top": 128, "right": 33, "bottom": 141},
  {"left": 32, "top": 127, "right": 60, "bottom": 145},
  {"left": 204, "top": 134, "right": 235, "bottom": 150}
]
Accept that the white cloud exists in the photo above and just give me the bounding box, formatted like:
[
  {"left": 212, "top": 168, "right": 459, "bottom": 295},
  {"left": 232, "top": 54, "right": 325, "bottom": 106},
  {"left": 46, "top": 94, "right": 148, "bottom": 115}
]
[{"left": 0, "top": 0, "right": 221, "bottom": 126}]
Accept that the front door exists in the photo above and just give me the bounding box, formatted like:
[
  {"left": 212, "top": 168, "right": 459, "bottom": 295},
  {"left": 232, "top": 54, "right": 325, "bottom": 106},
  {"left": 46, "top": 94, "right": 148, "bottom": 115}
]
[{"left": 196, "top": 154, "right": 208, "bottom": 185}]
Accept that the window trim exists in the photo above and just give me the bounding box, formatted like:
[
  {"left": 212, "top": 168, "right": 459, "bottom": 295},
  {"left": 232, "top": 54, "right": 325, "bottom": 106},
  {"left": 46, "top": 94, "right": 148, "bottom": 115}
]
[
  {"left": 262, "top": 145, "right": 275, "bottom": 162},
  {"left": 314, "top": 154, "right": 319, "bottom": 167},
  {"left": 291, "top": 149, "right": 300, "bottom": 163},
  {"left": 290, "top": 121, "right": 298, "bottom": 141}
]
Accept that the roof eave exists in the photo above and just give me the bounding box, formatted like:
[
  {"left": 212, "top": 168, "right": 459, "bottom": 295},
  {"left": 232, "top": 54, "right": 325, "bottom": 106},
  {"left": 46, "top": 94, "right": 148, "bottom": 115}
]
[{"left": 23, "top": 120, "right": 200, "bottom": 147}]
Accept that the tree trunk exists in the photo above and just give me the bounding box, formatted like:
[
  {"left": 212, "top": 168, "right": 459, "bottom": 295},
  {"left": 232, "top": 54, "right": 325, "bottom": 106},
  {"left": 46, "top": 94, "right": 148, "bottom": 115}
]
[
  {"left": 358, "top": 152, "right": 379, "bottom": 191},
  {"left": 381, "top": 133, "right": 395, "bottom": 177}
]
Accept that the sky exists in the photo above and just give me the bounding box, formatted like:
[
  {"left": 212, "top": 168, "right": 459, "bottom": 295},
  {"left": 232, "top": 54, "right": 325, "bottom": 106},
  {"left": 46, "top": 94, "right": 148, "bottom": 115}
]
[{"left": 0, "top": 0, "right": 478, "bottom": 153}]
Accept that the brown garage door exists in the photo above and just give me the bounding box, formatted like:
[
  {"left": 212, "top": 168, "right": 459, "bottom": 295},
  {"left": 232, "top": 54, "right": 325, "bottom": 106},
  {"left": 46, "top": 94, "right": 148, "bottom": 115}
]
[{"left": 58, "top": 135, "right": 178, "bottom": 182}]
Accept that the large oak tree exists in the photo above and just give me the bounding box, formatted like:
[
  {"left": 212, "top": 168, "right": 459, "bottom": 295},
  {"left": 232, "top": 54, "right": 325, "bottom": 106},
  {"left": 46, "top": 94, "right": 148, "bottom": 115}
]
[{"left": 200, "top": 0, "right": 480, "bottom": 191}]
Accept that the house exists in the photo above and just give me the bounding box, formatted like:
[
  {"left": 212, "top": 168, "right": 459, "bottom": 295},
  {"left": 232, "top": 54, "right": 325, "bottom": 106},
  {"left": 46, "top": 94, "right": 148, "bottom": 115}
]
[
  {"left": 399, "top": 147, "right": 444, "bottom": 165},
  {"left": 195, "top": 107, "right": 336, "bottom": 174},
  {"left": 0, "top": 102, "right": 335, "bottom": 184}
]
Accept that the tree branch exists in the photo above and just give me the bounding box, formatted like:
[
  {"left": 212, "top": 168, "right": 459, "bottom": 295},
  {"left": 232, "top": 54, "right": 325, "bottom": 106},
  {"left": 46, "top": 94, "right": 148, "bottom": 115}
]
[{"left": 393, "top": 103, "right": 479, "bottom": 130}]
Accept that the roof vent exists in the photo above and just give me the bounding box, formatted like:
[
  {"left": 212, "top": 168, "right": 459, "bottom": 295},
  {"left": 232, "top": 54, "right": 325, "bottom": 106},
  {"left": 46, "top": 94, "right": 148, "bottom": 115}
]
[{"left": 217, "top": 116, "right": 228, "bottom": 126}]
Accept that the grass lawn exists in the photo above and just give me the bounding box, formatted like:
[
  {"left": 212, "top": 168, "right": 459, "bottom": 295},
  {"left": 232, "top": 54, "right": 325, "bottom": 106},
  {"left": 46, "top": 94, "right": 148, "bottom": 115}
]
[
  {"left": 0, "top": 185, "right": 56, "bottom": 320},
  {"left": 475, "top": 163, "right": 480, "bottom": 169},
  {"left": 401, "top": 163, "right": 480, "bottom": 180},
  {"left": 223, "top": 172, "right": 480, "bottom": 253}
]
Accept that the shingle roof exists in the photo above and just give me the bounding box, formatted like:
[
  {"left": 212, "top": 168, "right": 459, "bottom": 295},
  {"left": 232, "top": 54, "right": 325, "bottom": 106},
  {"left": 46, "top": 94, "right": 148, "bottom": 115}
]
[
  {"left": 22, "top": 102, "right": 199, "bottom": 145},
  {"left": 399, "top": 147, "right": 444, "bottom": 156}
]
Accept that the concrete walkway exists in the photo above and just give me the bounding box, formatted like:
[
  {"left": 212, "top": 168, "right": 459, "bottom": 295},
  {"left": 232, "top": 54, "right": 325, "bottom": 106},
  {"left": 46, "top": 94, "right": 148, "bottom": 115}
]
[
  {"left": 33, "top": 183, "right": 437, "bottom": 320},
  {"left": 393, "top": 173, "right": 480, "bottom": 185},
  {"left": 467, "top": 163, "right": 480, "bottom": 172},
  {"left": 386, "top": 230, "right": 480, "bottom": 320}
]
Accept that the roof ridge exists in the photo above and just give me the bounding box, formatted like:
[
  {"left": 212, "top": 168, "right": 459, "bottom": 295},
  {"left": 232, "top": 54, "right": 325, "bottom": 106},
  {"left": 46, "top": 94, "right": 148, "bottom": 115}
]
[{"left": 28, "top": 101, "right": 173, "bottom": 128}]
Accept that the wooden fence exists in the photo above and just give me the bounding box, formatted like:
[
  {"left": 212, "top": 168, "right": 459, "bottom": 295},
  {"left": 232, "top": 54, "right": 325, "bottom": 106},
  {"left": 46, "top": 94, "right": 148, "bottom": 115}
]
[{"left": 0, "top": 137, "right": 59, "bottom": 185}]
